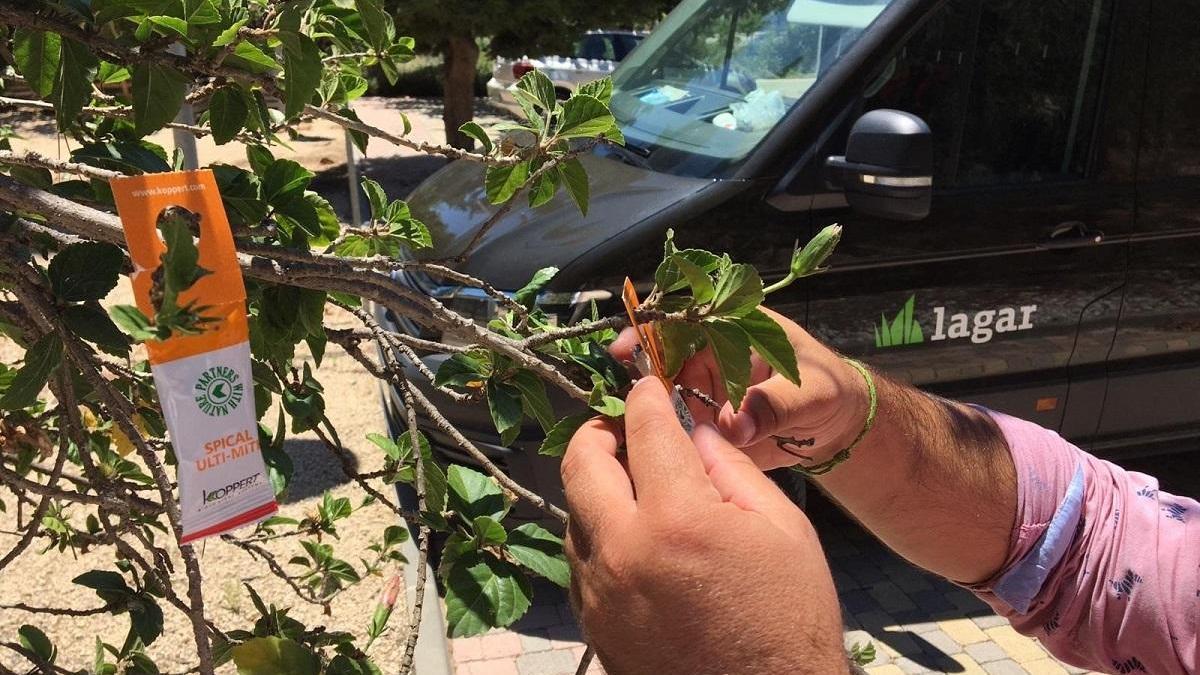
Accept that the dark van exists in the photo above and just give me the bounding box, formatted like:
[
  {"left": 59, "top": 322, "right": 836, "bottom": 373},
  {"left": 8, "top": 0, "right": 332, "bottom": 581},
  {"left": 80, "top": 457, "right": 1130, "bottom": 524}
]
[{"left": 377, "top": 0, "right": 1200, "bottom": 511}]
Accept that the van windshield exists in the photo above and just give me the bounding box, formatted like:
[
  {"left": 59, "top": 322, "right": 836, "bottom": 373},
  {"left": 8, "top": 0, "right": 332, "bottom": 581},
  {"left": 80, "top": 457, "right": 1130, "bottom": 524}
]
[{"left": 610, "top": 0, "right": 896, "bottom": 177}]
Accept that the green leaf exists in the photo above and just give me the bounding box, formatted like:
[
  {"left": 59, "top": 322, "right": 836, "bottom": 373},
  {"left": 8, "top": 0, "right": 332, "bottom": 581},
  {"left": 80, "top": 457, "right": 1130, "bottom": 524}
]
[
  {"left": 576, "top": 78, "right": 614, "bottom": 105},
  {"left": 72, "top": 569, "right": 131, "bottom": 607},
  {"left": 231, "top": 637, "right": 319, "bottom": 675},
  {"left": 512, "top": 266, "right": 557, "bottom": 309},
  {"left": 213, "top": 164, "right": 266, "bottom": 226},
  {"left": 64, "top": 303, "right": 131, "bottom": 357},
  {"left": 557, "top": 95, "right": 616, "bottom": 140},
  {"left": 446, "top": 465, "right": 507, "bottom": 522},
  {"left": 53, "top": 39, "right": 98, "bottom": 133},
  {"left": 48, "top": 242, "right": 123, "bottom": 302},
  {"left": 184, "top": 0, "right": 221, "bottom": 24},
  {"left": 225, "top": 41, "right": 281, "bottom": 74},
  {"left": 246, "top": 145, "right": 275, "bottom": 176},
  {"left": 659, "top": 321, "right": 706, "bottom": 379},
  {"left": 506, "top": 523, "right": 569, "bottom": 587},
  {"left": 510, "top": 370, "right": 554, "bottom": 433},
  {"left": 279, "top": 32, "right": 322, "bottom": 119},
  {"left": 709, "top": 263, "right": 764, "bottom": 318},
  {"left": 131, "top": 63, "right": 188, "bottom": 136},
  {"left": 208, "top": 86, "right": 248, "bottom": 145},
  {"left": 471, "top": 515, "right": 507, "bottom": 546},
  {"left": 537, "top": 414, "right": 588, "bottom": 457},
  {"left": 327, "top": 655, "right": 382, "bottom": 675},
  {"left": 458, "top": 122, "right": 493, "bottom": 154},
  {"left": 484, "top": 161, "right": 529, "bottom": 205},
  {"left": 702, "top": 320, "right": 753, "bottom": 408},
  {"left": 146, "top": 15, "right": 189, "bottom": 39},
  {"left": 527, "top": 166, "right": 560, "bottom": 208},
  {"left": 589, "top": 394, "right": 625, "bottom": 418},
  {"left": 514, "top": 70, "right": 556, "bottom": 111},
  {"left": 361, "top": 178, "right": 387, "bottom": 221},
  {"left": 109, "top": 305, "right": 158, "bottom": 341},
  {"left": 486, "top": 380, "right": 523, "bottom": 446},
  {"left": 731, "top": 309, "right": 800, "bottom": 386},
  {"left": 366, "top": 432, "right": 402, "bottom": 461},
  {"left": 654, "top": 249, "right": 719, "bottom": 295},
  {"left": 435, "top": 353, "right": 489, "bottom": 390},
  {"left": 671, "top": 254, "right": 716, "bottom": 304},
  {"left": 387, "top": 212, "right": 431, "bottom": 250},
  {"left": 73, "top": 140, "right": 171, "bottom": 175},
  {"left": 558, "top": 157, "right": 589, "bottom": 216},
  {"left": 261, "top": 159, "right": 314, "bottom": 204},
  {"left": 0, "top": 335, "right": 63, "bottom": 411},
  {"left": 212, "top": 18, "right": 247, "bottom": 47},
  {"left": 129, "top": 597, "right": 163, "bottom": 647},
  {"left": 354, "top": 0, "right": 394, "bottom": 52},
  {"left": 13, "top": 30, "right": 61, "bottom": 98},
  {"left": 443, "top": 553, "right": 532, "bottom": 637},
  {"left": 382, "top": 524, "right": 409, "bottom": 548},
  {"left": 157, "top": 209, "right": 209, "bottom": 309},
  {"left": 18, "top": 625, "right": 55, "bottom": 664}
]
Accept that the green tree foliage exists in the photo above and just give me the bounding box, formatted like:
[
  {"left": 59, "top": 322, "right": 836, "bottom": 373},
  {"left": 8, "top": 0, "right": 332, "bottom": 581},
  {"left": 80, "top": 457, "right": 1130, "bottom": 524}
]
[{"left": 0, "top": 2, "right": 851, "bottom": 674}]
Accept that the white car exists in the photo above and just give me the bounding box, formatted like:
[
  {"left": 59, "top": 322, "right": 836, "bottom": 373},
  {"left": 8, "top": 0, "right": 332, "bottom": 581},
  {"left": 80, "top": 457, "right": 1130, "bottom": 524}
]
[{"left": 486, "top": 30, "right": 644, "bottom": 115}]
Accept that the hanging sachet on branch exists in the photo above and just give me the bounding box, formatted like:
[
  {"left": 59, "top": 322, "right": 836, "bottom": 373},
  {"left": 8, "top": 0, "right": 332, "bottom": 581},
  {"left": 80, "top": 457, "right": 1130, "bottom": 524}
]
[{"left": 111, "top": 170, "right": 278, "bottom": 544}]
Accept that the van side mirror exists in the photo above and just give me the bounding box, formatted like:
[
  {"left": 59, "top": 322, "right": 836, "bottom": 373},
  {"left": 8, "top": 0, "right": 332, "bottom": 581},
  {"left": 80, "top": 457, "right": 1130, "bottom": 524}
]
[{"left": 825, "top": 109, "right": 932, "bottom": 221}]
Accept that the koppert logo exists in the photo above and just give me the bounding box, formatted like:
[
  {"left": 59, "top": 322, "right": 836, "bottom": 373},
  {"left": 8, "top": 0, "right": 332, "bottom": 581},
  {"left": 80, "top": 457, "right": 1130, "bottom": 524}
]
[
  {"left": 194, "top": 366, "right": 244, "bottom": 416},
  {"left": 875, "top": 295, "right": 924, "bottom": 348}
]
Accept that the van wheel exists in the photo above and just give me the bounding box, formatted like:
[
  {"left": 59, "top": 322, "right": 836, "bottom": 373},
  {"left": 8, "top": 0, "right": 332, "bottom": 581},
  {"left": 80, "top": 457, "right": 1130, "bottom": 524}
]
[{"left": 768, "top": 467, "right": 808, "bottom": 510}]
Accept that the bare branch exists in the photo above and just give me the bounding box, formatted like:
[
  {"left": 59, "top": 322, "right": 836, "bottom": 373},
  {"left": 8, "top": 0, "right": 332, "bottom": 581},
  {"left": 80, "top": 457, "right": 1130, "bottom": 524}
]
[
  {"left": 0, "top": 149, "right": 124, "bottom": 181},
  {"left": 304, "top": 105, "right": 512, "bottom": 165},
  {"left": 221, "top": 538, "right": 329, "bottom": 608},
  {"left": 0, "top": 602, "right": 109, "bottom": 616},
  {"left": 519, "top": 315, "right": 627, "bottom": 349}
]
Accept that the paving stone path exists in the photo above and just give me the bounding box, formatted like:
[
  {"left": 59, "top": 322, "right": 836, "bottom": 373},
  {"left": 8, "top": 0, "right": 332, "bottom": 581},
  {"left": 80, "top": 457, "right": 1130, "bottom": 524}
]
[{"left": 443, "top": 492, "right": 1108, "bottom": 675}]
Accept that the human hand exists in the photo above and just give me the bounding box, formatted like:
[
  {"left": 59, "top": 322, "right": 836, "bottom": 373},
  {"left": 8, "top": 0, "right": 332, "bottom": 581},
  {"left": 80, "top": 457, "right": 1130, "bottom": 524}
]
[
  {"left": 611, "top": 307, "right": 871, "bottom": 471},
  {"left": 561, "top": 377, "right": 847, "bottom": 675}
]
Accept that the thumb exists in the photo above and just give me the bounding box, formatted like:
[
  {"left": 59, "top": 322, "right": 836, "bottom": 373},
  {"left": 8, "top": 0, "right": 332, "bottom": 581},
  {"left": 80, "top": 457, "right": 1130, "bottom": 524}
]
[
  {"left": 691, "top": 423, "right": 806, "bottom": 529},
  {"left": 718, "top": 373, "right": 815, "bottom": 447}
]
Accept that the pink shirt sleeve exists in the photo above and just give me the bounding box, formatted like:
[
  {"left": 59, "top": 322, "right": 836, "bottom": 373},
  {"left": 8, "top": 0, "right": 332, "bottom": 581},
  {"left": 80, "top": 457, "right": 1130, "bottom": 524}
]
[{"left": 967, "top": 410, "right": 1198, "bottom": 674}]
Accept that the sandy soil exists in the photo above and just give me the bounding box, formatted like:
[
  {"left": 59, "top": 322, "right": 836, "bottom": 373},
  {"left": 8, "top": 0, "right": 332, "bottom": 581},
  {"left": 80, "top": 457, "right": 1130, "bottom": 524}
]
[{"left": 0, "top": 97, "right": 509, "bottom": 672}]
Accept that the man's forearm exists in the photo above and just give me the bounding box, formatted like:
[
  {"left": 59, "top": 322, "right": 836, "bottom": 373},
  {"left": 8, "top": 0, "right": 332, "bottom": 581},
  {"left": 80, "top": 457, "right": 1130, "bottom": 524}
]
[{"left": 813, "top": 372, "right": 1018, "bottom": 584}]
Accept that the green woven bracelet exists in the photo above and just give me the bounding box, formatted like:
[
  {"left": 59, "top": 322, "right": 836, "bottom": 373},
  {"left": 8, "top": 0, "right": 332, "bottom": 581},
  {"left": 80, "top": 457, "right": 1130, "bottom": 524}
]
[{"left": 789, "top": 358, "right": 877, "bottom": 477}]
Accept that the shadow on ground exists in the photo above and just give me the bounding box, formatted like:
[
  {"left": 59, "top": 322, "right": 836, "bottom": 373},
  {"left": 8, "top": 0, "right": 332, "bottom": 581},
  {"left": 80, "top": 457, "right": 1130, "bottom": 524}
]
[{"left": 279, "top": 438, "right": 358, "bottom": 503}]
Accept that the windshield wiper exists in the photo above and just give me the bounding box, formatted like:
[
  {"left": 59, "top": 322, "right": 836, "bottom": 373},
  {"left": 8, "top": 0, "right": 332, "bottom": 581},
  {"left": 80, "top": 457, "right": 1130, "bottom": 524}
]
[
  {"left": 604, "top": 140, "right": 653, "bottom": 169},
  {"left": 623, "top": 139, "right": 653, "bottom": 157}
]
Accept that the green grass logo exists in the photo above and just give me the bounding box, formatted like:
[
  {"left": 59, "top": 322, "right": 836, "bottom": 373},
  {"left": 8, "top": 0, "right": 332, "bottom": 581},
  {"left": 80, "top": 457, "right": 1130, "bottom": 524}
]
[{"left": 875, "top": 295, "right": 924, "bottom": 348}]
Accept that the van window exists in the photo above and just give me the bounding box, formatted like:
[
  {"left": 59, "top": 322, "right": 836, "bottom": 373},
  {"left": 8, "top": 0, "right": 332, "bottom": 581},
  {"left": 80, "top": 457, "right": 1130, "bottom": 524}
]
[
  {"left": 1139, "top": 0, "right": 1200, "bottom": 179},
  {"left": 866, "top": 0, "right": 1113, "bottom": 187},
  {"left": 609, "top": 0, "right": 897, "bottom": 177}
]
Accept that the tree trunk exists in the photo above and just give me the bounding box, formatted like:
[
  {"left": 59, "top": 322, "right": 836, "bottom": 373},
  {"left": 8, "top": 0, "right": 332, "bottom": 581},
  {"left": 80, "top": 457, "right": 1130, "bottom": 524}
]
[{"left": 442, "top": 34, "right": 480, "bottom": 150}]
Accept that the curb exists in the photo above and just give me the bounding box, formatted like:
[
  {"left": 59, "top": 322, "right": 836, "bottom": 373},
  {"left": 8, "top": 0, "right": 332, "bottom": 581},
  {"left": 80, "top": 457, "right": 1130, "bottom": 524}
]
[{"left": 400, "top": 531, "right": 454, "bottom": 675}]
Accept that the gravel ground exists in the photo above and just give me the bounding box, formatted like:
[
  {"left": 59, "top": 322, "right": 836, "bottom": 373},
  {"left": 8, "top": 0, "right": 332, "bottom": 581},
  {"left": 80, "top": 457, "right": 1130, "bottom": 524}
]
[{"left": 0, "top": 98, "right": 509, "bottom": 672}]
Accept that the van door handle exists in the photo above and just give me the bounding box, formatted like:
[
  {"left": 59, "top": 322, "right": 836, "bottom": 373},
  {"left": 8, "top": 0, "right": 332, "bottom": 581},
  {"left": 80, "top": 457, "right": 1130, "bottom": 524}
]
[{"left": 1040, "top": 221, "right": 1104, "bottom": 250}]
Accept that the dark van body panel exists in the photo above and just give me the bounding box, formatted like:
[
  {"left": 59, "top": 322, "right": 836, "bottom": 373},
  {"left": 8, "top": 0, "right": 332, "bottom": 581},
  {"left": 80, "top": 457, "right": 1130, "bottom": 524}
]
[
  {"left": 1090, "top": 0, "right": 1200, "bottom": 453},
  {"left": 388, "top": 0, "right": 1200, "bottom": 510}
]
